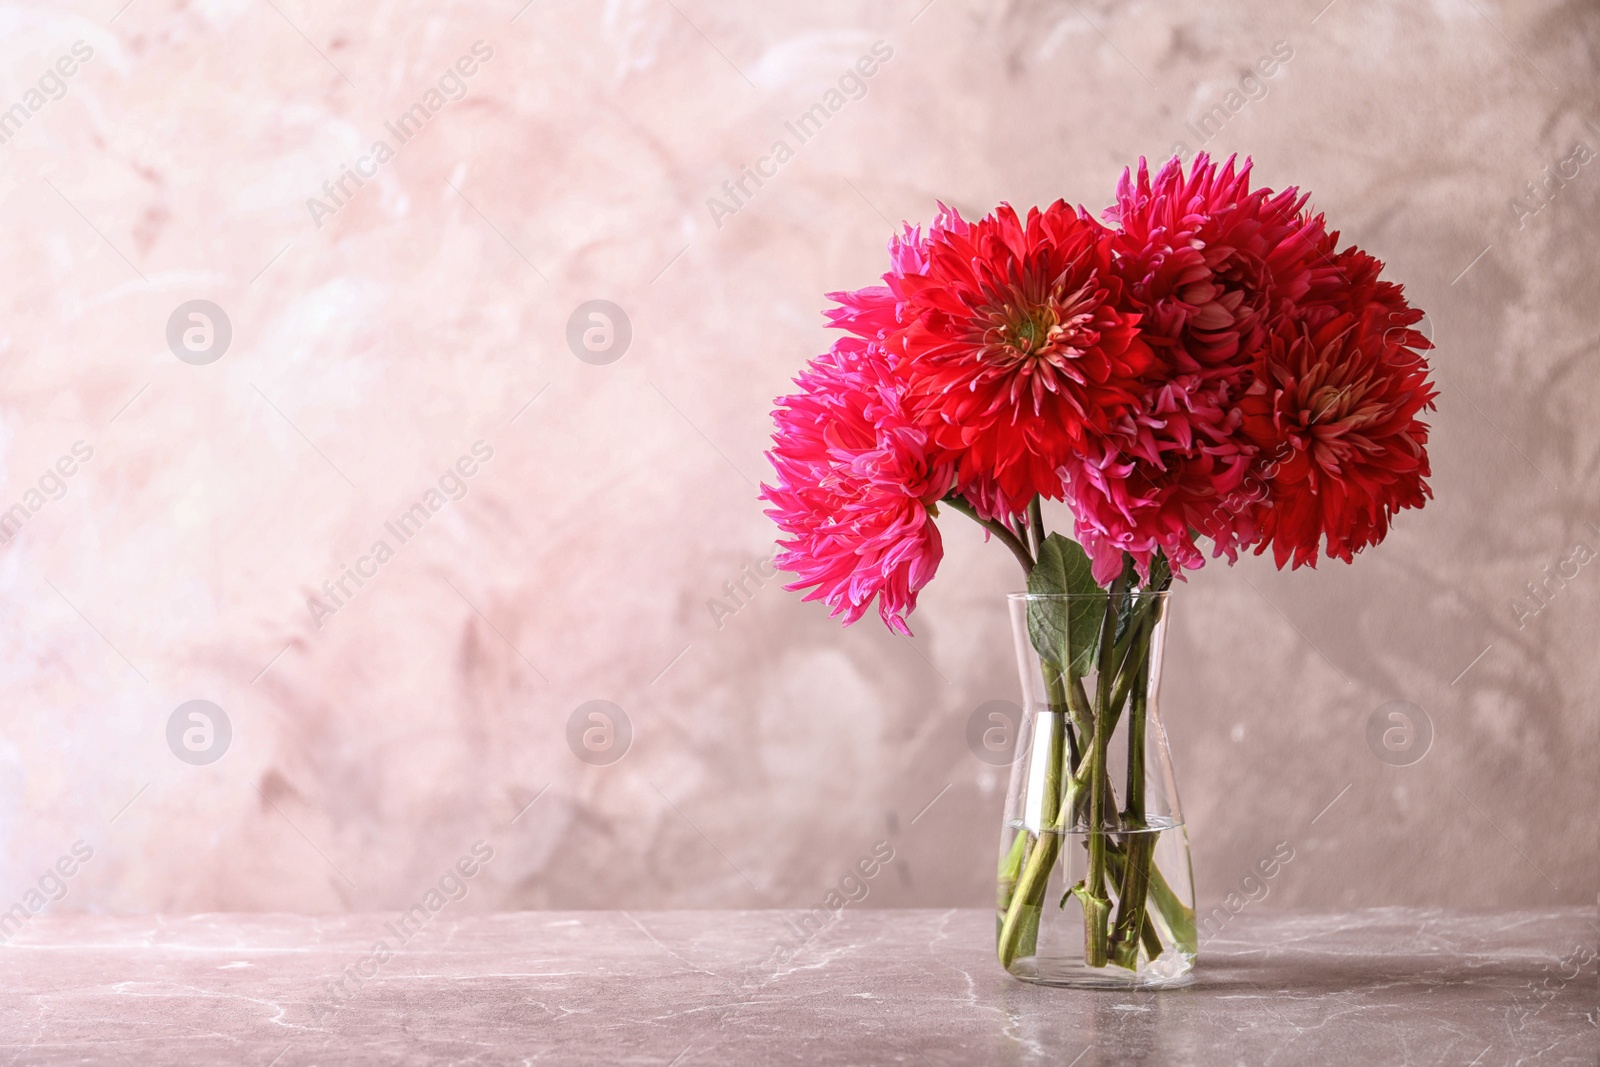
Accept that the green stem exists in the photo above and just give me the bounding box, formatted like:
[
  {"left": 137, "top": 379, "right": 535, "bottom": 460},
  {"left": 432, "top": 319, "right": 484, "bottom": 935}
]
[
  {"left": 997, "top": 668, "right": 1098, "bottom": 970},
  {"left": 1104, "top": 608, "right": 1154, "bottom": 743},
  {"left": 997, "top": 829, "right": 1028, "bottom": 914},
  {"left": 1039, "top": 711, "right": 1065, "bottom": 832},
  {"left": 996, "top": 701, "right": 1070, "bottom": 968},
  {"left": 997, "top": 772, "right": 1083, "bottom": 967},
  {"left": 1125, "top": 637, "right": 1150, "bottom": 820},
  {"left": 1105, "top": 843, "right": 1166, "bottom": 959},
  {"left": 1041, "top": 659, "right": 1079, "bottom": 770},
  {"left": 1109, "top": 635, "right": 1153, "bottom": 969},
  {"left": 1081, "top": 577, "right": 1124, "bottom": 968},
  {"left": 1066, "top": 676, "right": 1094, "bottom": 740},
  {"left": 1145, "top": 863, "right": 1197, "bottom": 953}
]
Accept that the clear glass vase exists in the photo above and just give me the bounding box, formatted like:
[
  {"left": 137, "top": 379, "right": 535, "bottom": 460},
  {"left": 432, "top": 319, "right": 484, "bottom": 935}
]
[{"left": 996, "top": 590, "right": 1197, "bottom": 988}]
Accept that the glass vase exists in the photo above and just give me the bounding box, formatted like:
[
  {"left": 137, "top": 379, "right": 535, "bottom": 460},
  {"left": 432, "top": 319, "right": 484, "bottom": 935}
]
[{"left": 996, "top": 590, "right": 1197, "bottom": 988}]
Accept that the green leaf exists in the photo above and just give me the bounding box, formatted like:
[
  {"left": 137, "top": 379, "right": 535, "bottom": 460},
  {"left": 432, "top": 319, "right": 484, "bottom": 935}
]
[{"left": 1027, "top": 534, "right": 1105, "bottom": 676}]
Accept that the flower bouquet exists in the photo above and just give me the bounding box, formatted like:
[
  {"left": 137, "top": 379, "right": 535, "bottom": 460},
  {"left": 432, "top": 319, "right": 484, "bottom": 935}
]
[{"left": 761, "top": 154, "right": 1437, "bottom": 986}]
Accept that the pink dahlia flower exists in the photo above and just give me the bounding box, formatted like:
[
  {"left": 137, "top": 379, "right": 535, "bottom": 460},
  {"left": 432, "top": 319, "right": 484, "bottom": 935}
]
[
  {"left": 760, "top": 343, "right": 953, "bottom": 636},
  {"left": 887, "top": 201, "right": 1153, "bottom": 523}
]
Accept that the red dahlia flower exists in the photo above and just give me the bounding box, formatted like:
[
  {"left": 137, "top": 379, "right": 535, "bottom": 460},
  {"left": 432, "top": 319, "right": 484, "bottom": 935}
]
[
  {"left": 1242, "top": 307, "right": 1437, "bottom": 569},
  {"left": 888, "top": 202, "right": 1153, "bottom": 522},
  {"left": 760, "top": 344, "right": 953, "bottom": 636}
]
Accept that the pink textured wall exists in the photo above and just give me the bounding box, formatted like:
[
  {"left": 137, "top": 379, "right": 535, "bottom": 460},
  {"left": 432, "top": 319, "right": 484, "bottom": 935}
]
[{"left": 0, "top": 0, "right": 1594, "bottom": 919}]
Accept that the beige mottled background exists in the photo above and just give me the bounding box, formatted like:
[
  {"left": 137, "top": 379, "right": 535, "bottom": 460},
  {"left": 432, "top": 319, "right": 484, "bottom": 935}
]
[{"left": 0, "top": 0, "right": 1595, "bottom": 922}]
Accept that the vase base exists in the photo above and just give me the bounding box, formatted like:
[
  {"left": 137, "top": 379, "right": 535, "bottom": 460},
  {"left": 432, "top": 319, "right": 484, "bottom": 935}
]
[{"left": 1003, "top": 951, "right": 1196, "bottom": 990}]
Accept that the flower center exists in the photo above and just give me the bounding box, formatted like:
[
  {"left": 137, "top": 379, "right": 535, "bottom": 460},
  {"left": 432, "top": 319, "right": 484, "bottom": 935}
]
[
  {"left": 982, "top": 283, "right": 1100, "bottom": 370},
  {"left": 1307, "top": 383, "right": 1356, "bottom": 423},
  {"left": 1004, "top": 308, "right": 1058, "bottom": 354}
]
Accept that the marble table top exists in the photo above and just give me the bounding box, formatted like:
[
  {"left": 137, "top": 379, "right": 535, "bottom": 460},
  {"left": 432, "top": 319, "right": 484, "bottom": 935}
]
[{"left": 0, "top": 908, "right": 1593, "bottom": 1065}]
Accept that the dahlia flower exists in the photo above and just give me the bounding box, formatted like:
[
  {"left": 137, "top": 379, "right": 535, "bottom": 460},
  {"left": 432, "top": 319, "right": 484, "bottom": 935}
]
[
  {"left": 888, "top": 201, "right": 1153, "bottom": 522},
  {"left": 1242, "top": 306, "right": 1437, "bottom": 568},
  {"left": 760, "top": 344, "right": 952, "bottom": 636},
  {"left": 1105, "top": 153, "right": 1334, "bottom": 370},
  {"left": 1296, "top": 232, "right": 1432, "bottom": 360}
]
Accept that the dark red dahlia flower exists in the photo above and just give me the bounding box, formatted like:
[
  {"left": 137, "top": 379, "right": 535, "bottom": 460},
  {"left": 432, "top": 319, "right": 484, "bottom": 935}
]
[
  {"left": 1242, "top": 307, "right": 1437, "bottom": 569},
  {"left": 1295, "top": 233, "right": 1432, "bottom": 357},
  {"left": 888, "top": 202, "right": 1153, "bottom": 521}
]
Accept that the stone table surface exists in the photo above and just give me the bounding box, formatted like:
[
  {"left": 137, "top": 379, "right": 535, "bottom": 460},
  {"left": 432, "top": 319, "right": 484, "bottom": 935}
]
[{"left": 0, "top": 908, "right": 1593, "bottom": 1066}]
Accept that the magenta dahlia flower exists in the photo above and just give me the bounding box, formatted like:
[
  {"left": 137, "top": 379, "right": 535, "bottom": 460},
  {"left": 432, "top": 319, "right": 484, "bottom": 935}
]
[{"left": 1059, "top": 372, "right": 1261, "bottom": 584}]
